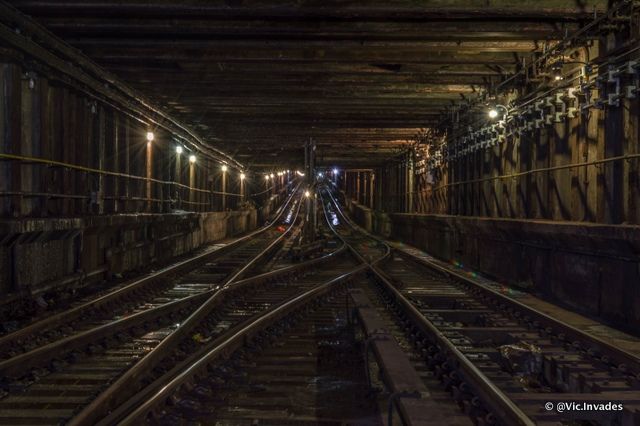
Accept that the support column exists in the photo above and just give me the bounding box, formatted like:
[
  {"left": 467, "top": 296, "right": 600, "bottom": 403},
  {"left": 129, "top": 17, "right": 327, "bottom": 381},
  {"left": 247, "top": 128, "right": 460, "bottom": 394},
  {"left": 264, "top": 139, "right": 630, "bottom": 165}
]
[
  {"left": 0, "top": 64, "right": 22, "bottom": 218},
  {"left": 362, "top": 172, "right": 368, "bottom": 206},
  {"left": 221, "top": 168, "right": 227, "bottom": 211},
  {"left": 146, "top": 137, "right": 152, "bottom": 212},
  {"left": 189, "top": 158, "right": 195, "bottom": 206},
  {"left": 369, "top": 172, "right": 375, "bottom": 209},
  {"left": 407, "top": 155, "right": 414, "bottom": 213}
]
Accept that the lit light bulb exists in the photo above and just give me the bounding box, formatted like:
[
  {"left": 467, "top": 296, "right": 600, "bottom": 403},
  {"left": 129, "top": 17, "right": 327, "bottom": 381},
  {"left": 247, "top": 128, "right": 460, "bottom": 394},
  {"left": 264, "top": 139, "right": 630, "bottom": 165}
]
[
  {"left": 488, "top": 109, "right": 498, "bottom": 119},
  {"left": 221, "top": 164, "right": 228, "bottom": 172},
  {"left": 240, "top": 173, "right": 246, "bottom": 180},
  {"left": 304, "top": 190, "right": 310, "bottom": 197},
  {"left": 270, "top": 173, "right": 274, "bottom": 178},
  {"left": 333, "top": 168, "right": 338, "bottom": 175},
  {"left": 189, "top": 155, "right": 196, "bottom": 164},
  {"left": 176, "top": 146, "right": 183, "bottom": 154},
  {"left": 265, "top": 175, "right": 270, "bottom": 180},
  {"left": 554, "top": 75, "right": 563, "bottom": 81},
  {"left": 146, "top": 131, "right": 155, "bottom": 142}
]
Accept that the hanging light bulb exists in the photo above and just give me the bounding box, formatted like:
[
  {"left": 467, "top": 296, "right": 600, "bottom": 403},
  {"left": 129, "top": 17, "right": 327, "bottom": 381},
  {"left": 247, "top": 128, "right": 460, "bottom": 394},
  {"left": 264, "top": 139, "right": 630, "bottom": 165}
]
[{"left": 488, "top": 104, "right": 507, "bottom": 120}]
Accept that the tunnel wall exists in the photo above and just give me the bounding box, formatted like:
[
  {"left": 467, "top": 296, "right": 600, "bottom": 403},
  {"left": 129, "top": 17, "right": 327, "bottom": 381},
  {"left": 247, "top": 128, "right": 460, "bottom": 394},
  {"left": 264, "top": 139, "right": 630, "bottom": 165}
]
[
  {"left": 389, "top": 214, "right": 640, "bottom": 332},
  {"left": 0, "top": 39, "right": 285, "bottom": 307},
  {"left": 0, "top": 208, "right": 257, "bottom": 303},
  {"left": 346, "top": 195, "right": 640, "bottom": 332},
  {"left": 0, "top": 48, "right": 282, "bottom": 220}
]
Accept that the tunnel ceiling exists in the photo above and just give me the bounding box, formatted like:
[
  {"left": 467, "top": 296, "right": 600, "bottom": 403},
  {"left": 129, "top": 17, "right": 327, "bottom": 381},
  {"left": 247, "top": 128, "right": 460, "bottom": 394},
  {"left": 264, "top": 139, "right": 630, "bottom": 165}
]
[{"left": 11, "top": 0, "right": 606, "bottom": 171}]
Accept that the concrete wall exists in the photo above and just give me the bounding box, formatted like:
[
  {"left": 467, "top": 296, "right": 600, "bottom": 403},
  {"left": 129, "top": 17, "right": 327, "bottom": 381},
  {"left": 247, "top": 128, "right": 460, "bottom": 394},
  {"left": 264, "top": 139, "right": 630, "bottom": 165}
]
[
  {"left": 0, "top": 208, "right": 257, "bottom": 301},
  {"left": 346, "top": 199, "right": 373, "bottom": 233},
  {"left": 346, "top": 198, "right": 640, "bottom": 333}
]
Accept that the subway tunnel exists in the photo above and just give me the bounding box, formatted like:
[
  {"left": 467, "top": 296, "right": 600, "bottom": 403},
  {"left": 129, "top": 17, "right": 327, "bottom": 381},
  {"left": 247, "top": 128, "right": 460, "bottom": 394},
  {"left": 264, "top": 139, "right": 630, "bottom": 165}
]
[{"left": 0, "top": 0, "right": 640, "bottom": 424}]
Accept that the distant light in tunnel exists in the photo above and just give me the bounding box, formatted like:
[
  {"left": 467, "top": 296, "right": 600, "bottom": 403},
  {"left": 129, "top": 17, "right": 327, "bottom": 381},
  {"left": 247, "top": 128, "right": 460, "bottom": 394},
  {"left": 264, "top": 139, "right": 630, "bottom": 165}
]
[
  {"left": 265, "top": 175, "right": 270, "bottom": 180},
  {"left": 221, "top": 164, "right": 228, "bottom": 172},
  {"left": 270, "top": 173, "right": 274, "bottom": 178},
  {"left": 296, "top": 170, "right": 305, "bottom": 177},
  {"left": 333, "top": 168, "right": 338, "bottom": 175},
  {"left": 304, "top": 190, "right": 310, "bottom": 198},
  {"left": 189, "top": 155, "right": 196, "bottom": 164},
  {"left": 146, "top": 131, "right": 155, "bottom": 142},
  {"left": 488, "top": 109, "right": 499, "bottom": 119},
  {"left": 175, "top": 146, "right": 183, "bottom": 154},
  {"left": 240, "top": 173, "right": 246, "bottom": 180}
]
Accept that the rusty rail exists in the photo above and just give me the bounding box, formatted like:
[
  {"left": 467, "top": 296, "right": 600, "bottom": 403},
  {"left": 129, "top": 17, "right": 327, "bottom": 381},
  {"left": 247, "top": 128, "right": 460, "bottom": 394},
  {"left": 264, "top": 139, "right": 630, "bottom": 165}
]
[
  {"left": 395, "top": 248, "right": 640, "bottom": 379},
  {"left": 0, "top": 183, "right": 301, "bottom": 355},
  {"left": 327, "top": 184, "right": 640, "bottom": 424},
  {"left": 117, "top": 263, "right": 367, "bottom": 425},
  {"left": 321, "top": 186, "right": 535, "bottom": 426},
  {"left": 68, "top": 184, "right": 303, "bottom": 425}
]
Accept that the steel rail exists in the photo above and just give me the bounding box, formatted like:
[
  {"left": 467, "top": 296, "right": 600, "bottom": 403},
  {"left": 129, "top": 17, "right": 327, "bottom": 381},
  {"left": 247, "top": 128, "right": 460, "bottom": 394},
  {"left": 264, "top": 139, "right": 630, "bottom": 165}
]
[
  {"left": 320, "top": 186, "right": 535, "bottom": 426},
  {"left": 0, "top": 183, "right": 301, "bottom": 355},
  {"left": 369, "top": 265, "right": 536, "bottom": 426},
  {"left": 1, "top": 239, "right": 347, "bottom": 376},
  {"left": 96, "top": 255, "right": 356, "bottom": 426},
  {"left": 320, "top": 187, "right": 390, "bottom": 266},
  {"left": 321, "top": 189, "right": 438, "bottom": 426},
  {"left": 393, "top": 249, "right": 640, "bottom": 378},
  {"left": 117, "top": 263, "right": 367, "bottom": 425},
  {"left": 68, "top": 186, "right": 303, "bottom": 425},
  {"left": 328, "top": 185, "right": 640, "bottom": 423}
]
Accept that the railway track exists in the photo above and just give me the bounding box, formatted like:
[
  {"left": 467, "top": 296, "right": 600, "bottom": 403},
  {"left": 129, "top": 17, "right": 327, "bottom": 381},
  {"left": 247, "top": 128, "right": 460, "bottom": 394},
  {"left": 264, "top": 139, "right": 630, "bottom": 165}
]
[
  {"left": 0, "top": 189, "right": 301, "bottom": 362},
  {"left": 117, "top": 278, "right": 377, "bottom": 426},
  {"left": 5, "top": 184, "right": 639, "bottom": 425},
  {"left": 373, "top": 251, "right": 640, "bottom": 425},
  {"left": 107, "top": 189, "right": 413, "bottom": 425},
  {"left": 321, "top": 187, "right": 640, "bottom": 425},
  {"left": 0, "top": 187, "right": 341, "bottom": 425}
]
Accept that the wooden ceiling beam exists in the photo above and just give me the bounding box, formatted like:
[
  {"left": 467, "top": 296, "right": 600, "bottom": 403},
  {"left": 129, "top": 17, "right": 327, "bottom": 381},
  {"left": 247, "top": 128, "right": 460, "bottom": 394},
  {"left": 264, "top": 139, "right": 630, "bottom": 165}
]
[
  {"left": 11, "top": 0, "right": 606, "bottom": 21},
  {"left": 8, "top": 0, "right": 606, "bottom": 168}
]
